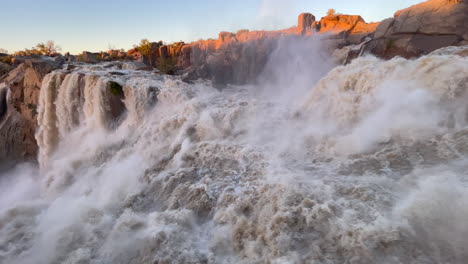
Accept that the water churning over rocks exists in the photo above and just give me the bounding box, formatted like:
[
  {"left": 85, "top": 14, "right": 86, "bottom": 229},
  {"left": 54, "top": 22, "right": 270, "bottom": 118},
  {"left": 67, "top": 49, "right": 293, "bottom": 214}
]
[{"left": 2, "top": 41, "right": 468, "bottom": 264}]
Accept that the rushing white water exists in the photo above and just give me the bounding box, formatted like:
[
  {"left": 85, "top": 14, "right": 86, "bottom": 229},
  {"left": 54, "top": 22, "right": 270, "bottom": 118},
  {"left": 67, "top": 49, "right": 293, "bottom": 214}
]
[{"left": 2, "top": 41, "right": 468, "bottom": 264}]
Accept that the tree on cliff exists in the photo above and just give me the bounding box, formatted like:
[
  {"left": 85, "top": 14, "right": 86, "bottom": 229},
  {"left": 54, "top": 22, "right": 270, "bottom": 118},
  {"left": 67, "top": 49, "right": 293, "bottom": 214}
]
[
  {"left": 15, "top": 41, "right": 61, "bottom": 57},
  {"left": 35, "top": 40, "right": 61, "bottom": 56},
  {"left": 327, "top": 9, "right": 336, "bottom": 16},
  {"left": 134, "top": 39, "right": 152, "bottom": 57}
]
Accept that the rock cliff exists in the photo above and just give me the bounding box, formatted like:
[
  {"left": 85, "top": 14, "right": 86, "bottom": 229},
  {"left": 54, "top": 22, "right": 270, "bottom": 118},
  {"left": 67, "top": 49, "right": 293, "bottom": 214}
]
[
  {"left": 180, "top": 13, "right": 377, "bottom": 86},
  {"left": 0, "top": 59, "right": 63, "bottom": 166},
  {"left": 364, "top": 0, "right": 468, "bottom": 58}
]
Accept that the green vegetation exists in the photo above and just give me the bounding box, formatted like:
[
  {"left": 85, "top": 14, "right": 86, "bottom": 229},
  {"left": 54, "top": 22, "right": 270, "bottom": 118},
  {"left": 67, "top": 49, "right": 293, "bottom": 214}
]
[
  {"left": 1, "top": 56, "right": 13, "bottom": 64},
  {"left": 76, "top": 54, "right": 84, "bottom": 62},
  {"left": 108, "top": 81, "right": 124, "bottom": 96},
  {"left": 109, "top": 51, "right": 124, "bottom": 61},
  {"left": 130, "top": 39, "right": 183, "bottom": 74},
  {"left": 170, "top": 42, "right": 185, "bottom": 56},
  {"left": 35, "top": 41, "right": 61, "bottom": 55},
  {"left": 158, "top": 57, "right": 177, "bottom": 75},
  {"left": 386, "top": 39, "right": 395, "bottom": 50},
  {"left": 95, "top": 53, "right": 104, "bottom": 62},
  {"left": 14, "top": 40, "right": 61, "bottom": 56},
  {"left": 134, "top": 39, "right": 152, "bottom": 57}
]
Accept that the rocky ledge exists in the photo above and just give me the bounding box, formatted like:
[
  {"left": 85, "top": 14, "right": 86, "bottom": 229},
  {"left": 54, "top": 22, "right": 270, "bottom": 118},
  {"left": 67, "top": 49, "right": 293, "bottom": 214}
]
[
  {"left": 0, "top": 59, "right": 64, "bottom": 167},
  {"left": 363, "top": 0, "right": 468, "bottom": 59}
]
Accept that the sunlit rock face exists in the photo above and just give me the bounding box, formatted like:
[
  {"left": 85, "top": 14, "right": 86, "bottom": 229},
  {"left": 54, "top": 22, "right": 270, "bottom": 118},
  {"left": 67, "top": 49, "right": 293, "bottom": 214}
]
[
  {"left": 298, "top": 13, "right": 316, "bottom": 35},
  {"left": 189, "top": 31, "right": 283, "bottom": 87},
  {"left": 185, "top": 13, "right": 378, "bottom": 87},
  {"left": 364, "top": 0, "right": 468, "bottom": 58},
  {"left": 318, "top": 14, "right": 365, "bottom": 33}
]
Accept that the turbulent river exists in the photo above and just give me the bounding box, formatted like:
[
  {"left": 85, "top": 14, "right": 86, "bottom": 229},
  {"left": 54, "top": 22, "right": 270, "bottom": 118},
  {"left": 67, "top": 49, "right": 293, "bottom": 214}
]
[{"left": 1, "top": 38, "right": 468, "bottom": 264}]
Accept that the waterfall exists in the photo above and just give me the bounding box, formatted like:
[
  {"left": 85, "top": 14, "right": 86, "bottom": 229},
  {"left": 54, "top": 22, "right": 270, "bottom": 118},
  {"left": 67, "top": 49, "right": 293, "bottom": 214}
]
[{"left": 1, "top": 44, "right": 468, "bottom": 264}]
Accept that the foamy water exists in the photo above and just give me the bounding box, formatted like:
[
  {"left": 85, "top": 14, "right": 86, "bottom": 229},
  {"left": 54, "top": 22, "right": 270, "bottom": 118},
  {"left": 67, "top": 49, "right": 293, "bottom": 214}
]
[{"left": 1, "top": 39, "right": 468, "bottom": 264}]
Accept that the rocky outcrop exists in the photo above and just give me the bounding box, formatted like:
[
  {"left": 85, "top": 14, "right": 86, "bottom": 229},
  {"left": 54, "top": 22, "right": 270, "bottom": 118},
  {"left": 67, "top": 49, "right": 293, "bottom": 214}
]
[
  {"left": 314, "top": 14, "right": 379, "bottom": 47},
  {"left": 188, "top": 31, "right": 282, "bottom": 87},
  {"left": 364, "top": 0, "right": 468, "bottom": 58},
  {"left": 127, "top": 48, "right": 142, "bottom": 62},
  {"left": 100, "top": 50, "right": 128, "bottom": 62},
  {"left": 347, "top": 21, "right": 379, "bottom": 44},
  {"left": 11, "top": 55, "right": 41, "bottom": 65},
  {"left": 64, "top": 52, "right": 76, "bottom": 62},
  {"left": 126, "top": 42, "right": 164, "bottom": 67},
  {"left": 181, "top": 13, "right": 379, "bottom": 86},
  {"left": 318, "top": 15, "right": 364, "bottom": 33},
  {"left": 178, "top": 44, "right": 192, "bottom": 69},
  {"left": 122, "top": 61, "right": 153, "bottom": 71},
  {"left": 0, "top": 59, "right": 63, "bottom": 164},
  {"left": 0, "top": 62, "right": 14, "bottom": 80},
  {"left": 298, "top": 13, "right": 316, "bottom": 35},
  {"left": 81, "top": 51, "right": 98, "bottom": 63}
]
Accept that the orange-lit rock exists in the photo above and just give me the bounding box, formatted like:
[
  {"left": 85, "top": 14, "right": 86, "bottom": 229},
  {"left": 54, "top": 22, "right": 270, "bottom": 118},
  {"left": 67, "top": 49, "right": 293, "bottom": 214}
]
[
  {"left": 365, "top": 0, "right": 468, "bottom": 58},
  {"left": 127, "top": 48, "right": 142, "bottom": 61},
  {"left": 181, "top": 12, "right": 380, "bottom": 85},
  {"left": 392, "top": 0, "right": 468, "bottom": 37},
  {"left": 318, "top": 15, "right": 364, "bottom": 34},
  {"left": 178, "top": 44, "right": 192, "bottom": 68},
  {"left": 298, "top": 13, "right": 316, "bottom": 35}
]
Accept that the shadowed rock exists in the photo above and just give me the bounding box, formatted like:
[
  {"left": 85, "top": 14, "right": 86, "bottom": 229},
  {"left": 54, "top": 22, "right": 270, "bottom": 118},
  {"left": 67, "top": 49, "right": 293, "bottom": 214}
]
[
  {"left": 107, "top": 81, "right": 127, "bottom": 128},
  {"left": 81, "top": 51, "right": 98, "bottom": 63},
  {"left": 0, "top": 86, "right": 7, "bottom": 120},
  {"left": 0, "top": 58, "right": 63, "bottom": 163},
  {"left": 0, "top": 62, "right": 14, "bottom": 80}
]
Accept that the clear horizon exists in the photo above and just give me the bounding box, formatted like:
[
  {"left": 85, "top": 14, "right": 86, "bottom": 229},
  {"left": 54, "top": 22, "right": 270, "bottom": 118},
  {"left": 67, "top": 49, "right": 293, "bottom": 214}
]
[{"left": 1, "top": 0, "right": 422, "bottom": 54}]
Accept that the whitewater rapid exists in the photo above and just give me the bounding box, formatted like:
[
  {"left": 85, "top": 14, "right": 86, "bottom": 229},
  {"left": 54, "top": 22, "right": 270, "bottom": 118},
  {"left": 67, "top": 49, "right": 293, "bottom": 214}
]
[{"left": 1, "top": 40, "right": 468, "bottom": 263}]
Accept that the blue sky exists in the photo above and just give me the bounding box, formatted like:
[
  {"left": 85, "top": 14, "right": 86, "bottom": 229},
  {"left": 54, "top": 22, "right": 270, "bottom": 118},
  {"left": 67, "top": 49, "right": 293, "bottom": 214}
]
[{"left": 0, "top": 0, "right": 422, "bottom": 54}]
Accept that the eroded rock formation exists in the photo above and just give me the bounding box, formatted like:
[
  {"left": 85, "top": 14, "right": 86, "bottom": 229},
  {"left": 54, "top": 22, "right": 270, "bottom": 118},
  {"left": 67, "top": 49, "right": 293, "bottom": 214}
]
[
  {"left": 0, "top": 59, "right": 63, "bottom": 164},
  {"left": 364, "top": 0, "right": 468, "bottom": 58},
  {"left": 81, "top": 51, "right": 98, "bottom": 63},
  {"left": 0, "top": 62, "right": 14, "bottom": 80}
]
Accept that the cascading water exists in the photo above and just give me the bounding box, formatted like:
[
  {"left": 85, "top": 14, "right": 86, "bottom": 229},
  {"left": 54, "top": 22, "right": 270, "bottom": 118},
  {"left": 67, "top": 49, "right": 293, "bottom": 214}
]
[{"left": 1, "top": 38, "right": 468, "bottom": 264}]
